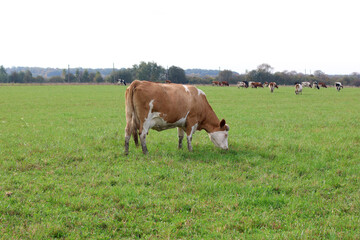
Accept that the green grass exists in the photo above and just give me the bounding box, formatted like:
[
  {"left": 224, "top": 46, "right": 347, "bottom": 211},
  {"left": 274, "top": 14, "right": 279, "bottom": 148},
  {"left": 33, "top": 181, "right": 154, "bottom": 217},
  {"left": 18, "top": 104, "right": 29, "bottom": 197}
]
[{"left": 1, "top": 84, "right": 359, "bottom": 239}]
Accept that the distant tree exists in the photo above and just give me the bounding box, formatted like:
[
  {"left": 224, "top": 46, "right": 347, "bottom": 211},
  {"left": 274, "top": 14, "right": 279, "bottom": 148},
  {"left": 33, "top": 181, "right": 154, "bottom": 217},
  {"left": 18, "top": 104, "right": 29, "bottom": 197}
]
[
  {"left": 82, "top": 69, "right": 90, "bottom": 82},
  {"left": 218, "top": 70, "right": 232, "bottom": 82},
  {"left": 9, "top": 71, "right": 25, "bottom": 83},
  {"left": 133, "top": 61, "right": 165, "bottom": 82},
  {"left": 49, "top": 76, "right": 64, "bottom": 83},
  {"left": 257, "top": 63, "right": 273, "bottom": 73},
  {"left": 0, "top": 65, "right": 8, "bottom": 83},
  {"left": 94, "top": 71, "right": 104, "bottom": 83},
  {"left": 256, "top": 63, "right": 273, "bottom": 82},
  {"left": 34, "top": 75, "right": 45, "bottom": 83},
  {"left": 89, "top": 72, "right": 96, "bottom": 82},
  {"left": 246, "top": 64, "right": 274, "bottom": 83},
  {"left": 24, "top": 70, "right": 33, "bottom": 83},
  {"left": 62, "top": 69, "right": 66, "bottom": 80},
  {"left": 75, "top": 69, "right": 81, "bottom": 82},
  {"left": 8, "top": 72, "right": 18, "bottom": 83},
  {"left": 168, "top": 66, "right": 187, "bottom": 83},
  {"left": 313, "top": 70, "right": 329, "bottom": 83}
]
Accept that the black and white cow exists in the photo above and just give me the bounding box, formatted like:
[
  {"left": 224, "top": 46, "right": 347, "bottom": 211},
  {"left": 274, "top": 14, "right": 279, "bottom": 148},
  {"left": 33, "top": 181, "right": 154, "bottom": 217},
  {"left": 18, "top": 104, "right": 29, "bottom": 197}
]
[
  {"left": 117, "top": 79, "right": 126, "bottom": 85},
  {"left": 312, "top": 81, "right": 320, "bottom": 89},
  {"left": 335, "top": 82, "right": 343, "bottom": 92}
]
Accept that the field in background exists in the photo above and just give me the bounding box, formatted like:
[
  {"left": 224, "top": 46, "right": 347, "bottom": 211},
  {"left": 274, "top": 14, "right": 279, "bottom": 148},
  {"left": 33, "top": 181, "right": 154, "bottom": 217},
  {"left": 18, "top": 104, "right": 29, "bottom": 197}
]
[{"left": 1, "top": 85, "right": 359, "bottom": 239}]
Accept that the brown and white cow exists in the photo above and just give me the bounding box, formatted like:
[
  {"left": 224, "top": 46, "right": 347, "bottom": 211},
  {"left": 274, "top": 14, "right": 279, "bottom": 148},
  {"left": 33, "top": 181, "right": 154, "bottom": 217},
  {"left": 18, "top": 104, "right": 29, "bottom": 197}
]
[
  {"left": 268, "top": 82, "right": 278, "bottom": 93},
  {"left": 319, "top": 82, "right": 327, "bottom": 88},
  {"left": 221, "top": 81, "right": 229, "bottom": 86},
  {"left": 250, "top": 82, "right": 264, "bottom": 88},
  {"left": 295, "top": 83, "right": 302, "bottom": 95},
  {"left": 212, "top": 81, "right": 221, "bottom": 86},
  {"left": 124, "top": 80, "right": 230, "bottom": 154}
]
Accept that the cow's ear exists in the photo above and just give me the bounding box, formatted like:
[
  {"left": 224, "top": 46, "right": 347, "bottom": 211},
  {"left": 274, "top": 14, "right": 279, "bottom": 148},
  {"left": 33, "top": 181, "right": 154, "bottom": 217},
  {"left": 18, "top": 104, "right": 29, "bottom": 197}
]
[{"left": 220, "top": 119, "right": 226, "bottom": 128}]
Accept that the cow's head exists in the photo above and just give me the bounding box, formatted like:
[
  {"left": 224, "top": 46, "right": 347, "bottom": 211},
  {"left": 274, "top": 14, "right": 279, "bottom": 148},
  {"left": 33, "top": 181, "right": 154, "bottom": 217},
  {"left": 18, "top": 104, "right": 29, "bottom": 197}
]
[{"left": 208, "top": 119, "right": 229, "bottom": 150}]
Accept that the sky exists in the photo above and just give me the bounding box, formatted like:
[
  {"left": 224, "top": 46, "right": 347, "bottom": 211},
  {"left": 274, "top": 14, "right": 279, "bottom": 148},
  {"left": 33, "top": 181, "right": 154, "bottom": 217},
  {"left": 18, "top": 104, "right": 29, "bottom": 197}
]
[{"left": 1, "top": 0, "right": 359, "bottom": 75}]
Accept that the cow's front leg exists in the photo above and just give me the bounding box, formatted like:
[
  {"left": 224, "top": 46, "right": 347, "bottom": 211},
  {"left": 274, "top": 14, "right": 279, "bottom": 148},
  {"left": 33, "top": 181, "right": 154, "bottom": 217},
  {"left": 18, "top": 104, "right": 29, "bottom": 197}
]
[
  {"left": 178, "top": 127, "right": 185, "bottom": 149},
  {"left": 187, "top": 135, "right": 193, "bottom": 152},
  {"left": 185, "top": 123, "right": 198, "bottom": 152}
]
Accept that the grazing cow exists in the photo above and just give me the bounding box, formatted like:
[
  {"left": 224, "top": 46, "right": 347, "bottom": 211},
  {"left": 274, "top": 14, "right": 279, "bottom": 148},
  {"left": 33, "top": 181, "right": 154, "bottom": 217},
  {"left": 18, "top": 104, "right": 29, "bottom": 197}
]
[
  {"left": 165, "top": 80, "right": 171, "bottom": 84},
  {"left": 295, "top": 83, "right": 302, "bottom": 95},
  {"left": 335, "top": 82, "right": 343, "bottom": 91},
  {"left": 312, "top": 81, "right": 320, "bottom": 89},
  {"left": 237, "top": 81, "right": 248, "bottom": 88},
  {"left": 212, "top": 81, "right": 221, "bottom": 86},
  {"left": 268, "top": 82, "right": 278, "bottom": 93},
  {"left": 250, "top": 82, "right": 264, "bottom": 88},
  {"left": 319, "top": 82, "right": 327, "bottom": 88},
  {"left": 117, "top": 79, "right": 126, "bottom": 85},
  {"left": 264, "top": 82, "right": 269, "bottom": 87},
  {"left": 221, "top": 81, "right": 229, "bottom": 86},
  {"left": 301, "top": 82, "right": 312, "bottom": 88},
  {"left": 124, "top": 80, "right": 230, "bottom": 154}
]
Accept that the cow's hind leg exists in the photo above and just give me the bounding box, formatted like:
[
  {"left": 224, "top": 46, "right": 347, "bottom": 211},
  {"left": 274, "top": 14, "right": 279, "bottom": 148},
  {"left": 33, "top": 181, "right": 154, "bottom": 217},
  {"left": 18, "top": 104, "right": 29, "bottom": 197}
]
[
  {"left": 124, "top": 122, "right": 132, "bottom": 155},
  {"left": 178, "top": 127, "right": 185, "bottom": 149},
  {"left": 132, "top": 117, "right": 139, "bottom": 147},
  {"left": 139, "top": 132, "right": 148, "bottom": 154},
  {"left": 139, "top": 123, "right": 148, "bottom": 154},
  {"left": 132, "top": 128, "right": 139, "bottom": 146}
]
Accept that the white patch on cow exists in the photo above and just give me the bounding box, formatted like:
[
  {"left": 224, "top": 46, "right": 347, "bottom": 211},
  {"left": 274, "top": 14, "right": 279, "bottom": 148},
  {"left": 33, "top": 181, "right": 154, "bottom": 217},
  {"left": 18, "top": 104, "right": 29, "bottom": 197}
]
[
  {"left": 190, "top": 123, "right": 198, "bottom": 137},
  {"left": 197, "top": 88, "right": 206, "bottom": 96},
  {"left": 142, "top": 100, "right": 190, "bottom": 134},
  {"left": 208, "top": 131, "right": 228, "bottom": 150},
  {"left": 183, "top": 85, "right": 190, "bottom": 93}
]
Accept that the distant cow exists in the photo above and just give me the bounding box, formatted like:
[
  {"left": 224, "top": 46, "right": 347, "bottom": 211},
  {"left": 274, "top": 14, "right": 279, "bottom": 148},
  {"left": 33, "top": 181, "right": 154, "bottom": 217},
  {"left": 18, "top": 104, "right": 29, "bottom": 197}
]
[
  {"left": 312, "top": 81, "right": 320, "bottom": 89},
  {"left": 124, "top": 80, "right": 229, "bottom": 154},
  {"left": 237, "top": 81, "right": 248, "bottom": 88},
  {"left": 319, "top": 82, "right": 327, "bottom": 88},
  {"left": 212, "top": 81, "right": 221, "bottom": 86},
  {"left": 301, "top": 82, "right": 312, "bottom": 88},
  {"left": 269, "top": 82, "right": 278, "bottom": 93},
  {"left": 250, "top": 82, "right": 264, "bottom": 88},
  {"left": 295, "top": 83, "right": 302, "bottom": 95},
  {"left": 221, "top": 81, "right": 229, "bottom": 86},
  {"left": 335, "top": 82, "right": 343, "bottom": 91},
  {"left": 165, "top": 80, "right": 171, "bottom": 84},
  {"left": 117, "top": 79, "right": 126, "bottom": 85},
  {"left": 264, "top": 82, "right": 269, "bottom": 87}
]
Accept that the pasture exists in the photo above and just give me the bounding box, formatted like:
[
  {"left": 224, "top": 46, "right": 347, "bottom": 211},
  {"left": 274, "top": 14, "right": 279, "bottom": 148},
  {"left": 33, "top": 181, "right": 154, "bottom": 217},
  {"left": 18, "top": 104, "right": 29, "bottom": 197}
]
[{"left": 1, "top": 84, "right": 359, "bottom": 239}]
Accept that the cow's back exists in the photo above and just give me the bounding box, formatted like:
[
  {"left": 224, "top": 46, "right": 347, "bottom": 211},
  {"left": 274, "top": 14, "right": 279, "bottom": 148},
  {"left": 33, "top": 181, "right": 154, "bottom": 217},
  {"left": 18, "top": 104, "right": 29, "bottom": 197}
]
[{"left": 130, "top": 81, "right": 207, "bottom": 125}]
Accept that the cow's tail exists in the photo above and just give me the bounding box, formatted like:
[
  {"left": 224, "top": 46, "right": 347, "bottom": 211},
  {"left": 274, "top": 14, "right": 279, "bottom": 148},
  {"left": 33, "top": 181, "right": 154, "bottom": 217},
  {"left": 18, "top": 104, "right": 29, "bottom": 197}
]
[{"left": 124, "top": 80, "right": 141, "bottom": 154}]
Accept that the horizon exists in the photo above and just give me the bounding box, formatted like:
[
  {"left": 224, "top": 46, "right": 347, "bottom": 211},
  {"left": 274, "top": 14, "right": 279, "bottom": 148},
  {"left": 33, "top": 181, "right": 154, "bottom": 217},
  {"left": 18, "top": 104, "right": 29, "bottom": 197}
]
[{"left": 3, "top": 65, "right": 357, "bottom": 76}]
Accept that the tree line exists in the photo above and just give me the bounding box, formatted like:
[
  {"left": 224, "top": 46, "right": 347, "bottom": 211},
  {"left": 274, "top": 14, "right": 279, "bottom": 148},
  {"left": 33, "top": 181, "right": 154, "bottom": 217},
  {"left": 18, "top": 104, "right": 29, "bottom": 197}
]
[{"left": 1, "top": 63, "right": 360, "bottom": 86}]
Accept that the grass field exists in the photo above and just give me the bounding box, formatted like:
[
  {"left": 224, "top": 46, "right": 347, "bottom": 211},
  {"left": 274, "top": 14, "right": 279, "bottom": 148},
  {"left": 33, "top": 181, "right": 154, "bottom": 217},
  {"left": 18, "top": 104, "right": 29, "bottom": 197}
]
[{"left": 1, "top": 84, "right": 360, "bottom": 239}]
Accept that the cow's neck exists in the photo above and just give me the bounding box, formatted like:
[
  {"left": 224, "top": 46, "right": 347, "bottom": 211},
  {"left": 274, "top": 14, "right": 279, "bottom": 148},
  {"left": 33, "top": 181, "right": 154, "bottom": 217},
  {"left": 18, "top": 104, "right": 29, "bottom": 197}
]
[{"left": 200, "top": 108, "right": 220, "bottom": 133}]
